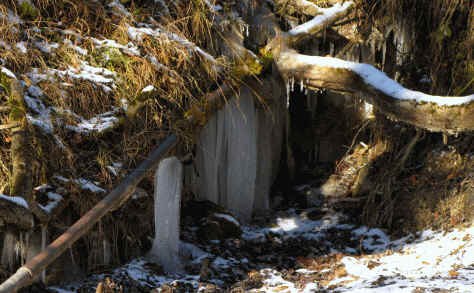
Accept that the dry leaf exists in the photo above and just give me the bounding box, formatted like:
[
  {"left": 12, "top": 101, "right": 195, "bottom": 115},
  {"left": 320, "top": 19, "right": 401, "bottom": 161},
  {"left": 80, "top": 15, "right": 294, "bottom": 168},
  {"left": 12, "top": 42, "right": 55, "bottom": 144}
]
[
  {"left": 272, "top": 285, "right": 289, "bottom": 292},
  {"left": 449, "top": 270, "right": 459, "bottom": 278}
]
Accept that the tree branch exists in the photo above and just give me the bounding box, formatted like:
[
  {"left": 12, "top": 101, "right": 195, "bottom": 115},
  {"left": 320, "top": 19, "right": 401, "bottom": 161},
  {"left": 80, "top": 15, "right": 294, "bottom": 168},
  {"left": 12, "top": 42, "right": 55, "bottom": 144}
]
[
  {"left": 286, "top": 1, "right": 354, "bottom": 45},
  {"left": 276, "top": 51, "right": 474, "bottom": 133}
]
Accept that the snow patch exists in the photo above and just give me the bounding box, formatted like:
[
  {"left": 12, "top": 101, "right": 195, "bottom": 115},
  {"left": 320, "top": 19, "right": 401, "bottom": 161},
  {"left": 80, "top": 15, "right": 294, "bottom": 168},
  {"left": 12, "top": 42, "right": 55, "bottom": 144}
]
[
  {"left": 15, "top": 42, "right": 27, "bottom": 54},
  {"left": 0, "top": 194, "right": 29, "bottom": 209},
  {"left": 213, "top": 213, "right": 240, "bottom": 227},
  {"left": 141, "top": 85, "right": 156, "bottom": 93},
  {"left": 66, "top": 110, "right": 119, "bottom": 133},
  {"left": 1, "top": 67, "right": 16, "bottom": 79},
  {"left": 54, "top": 176, "right": 105, "bottom": 193},
  {"left": 76, "top": 178, "right": 106, "bottom": 193},
  {"left": 34, "top": 41, "right": 60, "bottom": 54},
  {"left": 91, "top": 38, "right": 140, "bottom": 56},
  {"left": 39, "top": 192, "right": 63, "bottom": 213}
]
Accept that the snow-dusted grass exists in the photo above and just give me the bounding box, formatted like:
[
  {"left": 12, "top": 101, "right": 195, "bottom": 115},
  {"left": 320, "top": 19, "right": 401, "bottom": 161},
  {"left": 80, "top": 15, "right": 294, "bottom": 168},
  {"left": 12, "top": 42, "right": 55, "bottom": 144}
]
[
  {"left": 54, "top": 176, "right": 106, "bottom": 193},
  {"left": 66, "top": 110, "right": 119, "bottom": 133},
  {"left": 127, "top": 25, "right": 219, "bottom": 67}
]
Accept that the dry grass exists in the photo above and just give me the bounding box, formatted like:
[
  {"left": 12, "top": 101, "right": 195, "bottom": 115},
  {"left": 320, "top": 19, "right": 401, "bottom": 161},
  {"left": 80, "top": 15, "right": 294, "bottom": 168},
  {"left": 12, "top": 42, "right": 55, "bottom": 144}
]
[
  {"left": 0, "top": 0, "right": 235, "bottom": 274},
  {"left": 359, "top": 115, "right": 474, "bottom": 233}
]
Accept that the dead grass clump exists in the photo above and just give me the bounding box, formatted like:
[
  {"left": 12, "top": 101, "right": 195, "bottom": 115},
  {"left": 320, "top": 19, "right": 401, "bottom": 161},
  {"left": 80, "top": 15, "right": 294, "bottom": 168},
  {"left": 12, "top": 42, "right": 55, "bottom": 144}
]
[
  {"left": 361, "top": 118, "right": 473, "bottom": 234},
  {"left": 33, "top": 0, "right": 114, "bottom": 36},
  {"left": 407, "top": 145, "right": 474, "bottom": 231}
]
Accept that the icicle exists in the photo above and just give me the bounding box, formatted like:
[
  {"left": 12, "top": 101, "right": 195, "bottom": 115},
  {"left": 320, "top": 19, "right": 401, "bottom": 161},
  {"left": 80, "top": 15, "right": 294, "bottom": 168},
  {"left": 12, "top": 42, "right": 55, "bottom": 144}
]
[
  {"left": 364, "top": 102, "right": 374, "bottom": 120},
  {"left": 103, "top": 239, "right": 111, "bottom": 265},
  {"left": 103, "top": 239, "right": 107, "bottom": 264},
  {"left": 24, "top": 232, "right": 30, "bottom": 265},
  {"left": 41, "top": 225, "right": 47, "bottom": 284},
  {"left": 290, "top": 76, "right": 295, "bottom": 93},
  {"left": 19, "top": 232, "right": 23, "bottom": 263},
  {"left": 382, "top": 41, "right": 387, "bottom": 70},
  {"left": 149, "top": 157, "right": 183, "bottom": 273},
  {"left": 245, "top": 24, "right": 249, "bottom": 37},
  {"left": 286, "top": 78, "right": 290, "bottom": 108},
  {"left": 370, "top": 39, "right": 376, "bottom": 64},
  {"left": 15, "top": 234, "right": 20, "bottom": 263},
  {"left": 330, "top": 42, "right": 335, "bottom": 56},
  {"left": 300, "top": 79, "right": 304, "bottom": 92},
  {"left": 314, "top": 39, "right": 320, "bottom": 56}
]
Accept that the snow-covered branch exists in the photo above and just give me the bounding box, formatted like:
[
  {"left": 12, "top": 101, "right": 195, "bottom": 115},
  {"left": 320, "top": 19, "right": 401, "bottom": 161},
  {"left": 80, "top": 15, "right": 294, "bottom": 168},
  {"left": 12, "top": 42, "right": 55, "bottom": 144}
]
[
  {"left": 287, "top": 1, "right": 354, "bottom": 43},
  {"left": 276, "top": 51, "right": 474, "bottom": 133}
]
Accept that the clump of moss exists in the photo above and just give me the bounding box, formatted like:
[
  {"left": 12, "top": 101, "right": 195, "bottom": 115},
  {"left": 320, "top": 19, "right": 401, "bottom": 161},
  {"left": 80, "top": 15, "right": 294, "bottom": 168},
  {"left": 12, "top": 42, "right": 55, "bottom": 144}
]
[
  {"left": 0, "top": 71, "right": 11, "bottom": 96},
  {"left": 89, "top": 47, "right": 132, "bottom": 72},
  {"left": 231, "top": 53, "right": 263, "bottom": 80},
  {"left": 19, "top": 1, "right": 39, "bottom": 20},
  {"left": 259, "top": 47, "right": 274, "bottom": 70}
]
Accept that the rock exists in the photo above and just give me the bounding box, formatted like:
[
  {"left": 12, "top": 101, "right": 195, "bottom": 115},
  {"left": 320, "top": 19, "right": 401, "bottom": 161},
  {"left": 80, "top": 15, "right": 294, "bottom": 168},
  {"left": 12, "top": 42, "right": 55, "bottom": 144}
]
[
  {"left": 200, "top": 213, "right": 242, "bottom": 241},
  {"left": 199, "top": 257, "right": 211, "bottom": 281}
]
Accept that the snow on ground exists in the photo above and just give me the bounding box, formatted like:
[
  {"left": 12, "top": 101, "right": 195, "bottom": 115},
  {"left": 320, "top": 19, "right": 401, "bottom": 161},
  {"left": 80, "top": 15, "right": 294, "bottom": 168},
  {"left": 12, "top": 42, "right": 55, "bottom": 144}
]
[
  {"left": 49, "top": 207, "right": 473, "bottom": 293},
  {"left": 255, "top": 222, "right": 474, "bottom": 293}
]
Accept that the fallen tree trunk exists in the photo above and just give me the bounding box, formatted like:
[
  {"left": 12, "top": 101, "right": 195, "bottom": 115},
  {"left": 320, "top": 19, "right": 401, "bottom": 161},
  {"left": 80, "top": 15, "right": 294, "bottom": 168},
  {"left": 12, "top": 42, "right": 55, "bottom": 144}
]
[
  {"left": 259, "top": 0, "right": 474, "bottom": 134},
  {"left": 276, "top": 51, "right": 474, "bottom": 133}
]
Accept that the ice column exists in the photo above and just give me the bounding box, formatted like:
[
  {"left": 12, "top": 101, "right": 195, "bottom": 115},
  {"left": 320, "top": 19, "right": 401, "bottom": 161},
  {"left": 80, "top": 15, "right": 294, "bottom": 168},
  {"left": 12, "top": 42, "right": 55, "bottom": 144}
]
[{"left": 148, "top": 157, "right": 183, "bottom": 273}]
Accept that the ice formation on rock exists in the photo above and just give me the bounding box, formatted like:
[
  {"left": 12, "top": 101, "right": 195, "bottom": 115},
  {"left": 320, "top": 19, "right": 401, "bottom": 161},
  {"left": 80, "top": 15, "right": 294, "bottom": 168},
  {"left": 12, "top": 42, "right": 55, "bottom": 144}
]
[
  {"left": 191, "top": 75, "right": 286, "bottom": 222},
  {"left": 149, "top": 157, "right": 183, "bottom": 273}
]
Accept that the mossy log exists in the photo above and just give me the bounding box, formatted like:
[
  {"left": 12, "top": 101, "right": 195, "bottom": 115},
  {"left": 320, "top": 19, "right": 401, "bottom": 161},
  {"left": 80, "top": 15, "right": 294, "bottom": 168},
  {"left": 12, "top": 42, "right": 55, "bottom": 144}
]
[{"left": 276, "top": 51, "right": 474, "bottom": 133}]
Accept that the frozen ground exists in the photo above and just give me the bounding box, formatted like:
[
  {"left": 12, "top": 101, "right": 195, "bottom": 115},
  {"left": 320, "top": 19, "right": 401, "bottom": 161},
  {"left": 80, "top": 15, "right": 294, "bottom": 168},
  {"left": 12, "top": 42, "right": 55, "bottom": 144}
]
[{"left": 50, "top": 207, "right": 473, "bottom": 293}]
